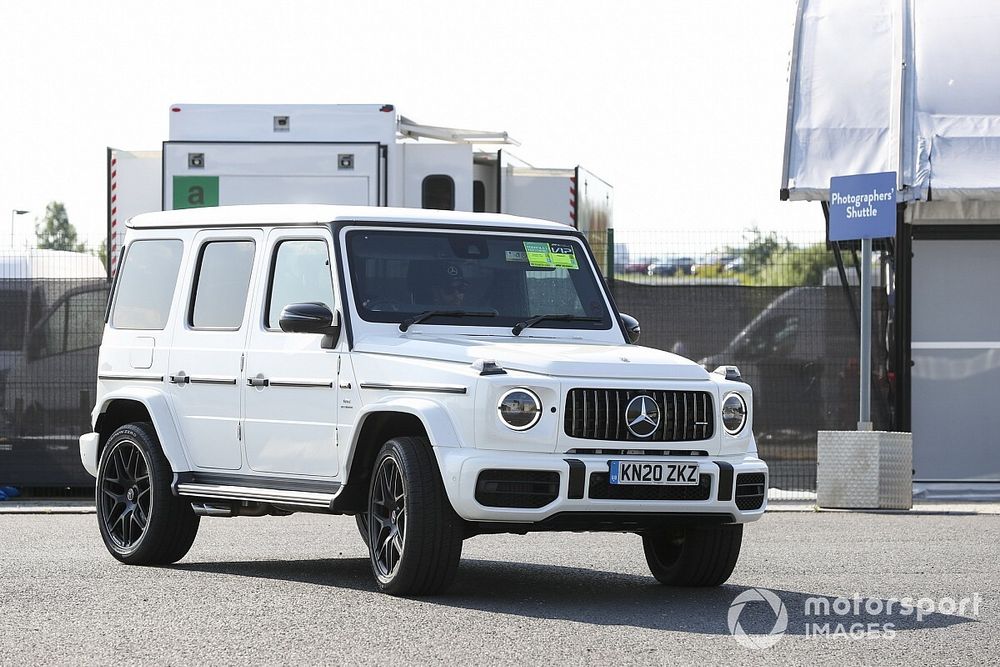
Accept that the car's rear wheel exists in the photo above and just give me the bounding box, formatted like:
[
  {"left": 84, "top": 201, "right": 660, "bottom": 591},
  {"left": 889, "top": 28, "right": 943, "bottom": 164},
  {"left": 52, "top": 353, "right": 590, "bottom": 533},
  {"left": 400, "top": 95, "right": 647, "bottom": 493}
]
[
  {"left": 642, "top": 523, "right": 743, "bottom": 586},
  {"left": 97, "top": 422, "right": 200, "bottom": 565},
  {"left": 355, "top": 512, "right": 370, "bottom": 548},
  {"left": 366, "top": 436, "right": 463, "bottom": 596}
]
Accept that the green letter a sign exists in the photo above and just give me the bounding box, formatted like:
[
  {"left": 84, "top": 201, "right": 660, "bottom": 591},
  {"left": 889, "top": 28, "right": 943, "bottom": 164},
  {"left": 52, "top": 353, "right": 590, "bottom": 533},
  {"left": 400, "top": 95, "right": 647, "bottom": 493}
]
[{"left": 173, "top": 176, "right": 219, "bottom": 209}]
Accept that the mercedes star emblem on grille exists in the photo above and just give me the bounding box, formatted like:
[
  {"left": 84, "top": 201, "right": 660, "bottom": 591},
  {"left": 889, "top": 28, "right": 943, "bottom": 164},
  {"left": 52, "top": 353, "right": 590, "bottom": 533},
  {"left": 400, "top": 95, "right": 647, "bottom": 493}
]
[{"left": 625, "top": 395, "right": 660, "bottom": 438}]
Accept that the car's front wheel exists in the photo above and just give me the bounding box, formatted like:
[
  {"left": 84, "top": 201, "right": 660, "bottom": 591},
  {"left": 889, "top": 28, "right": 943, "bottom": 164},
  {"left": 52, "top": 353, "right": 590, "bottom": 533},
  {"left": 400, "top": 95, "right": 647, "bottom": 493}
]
[
  {"left": 96, "top": 422, "right": 200, "bottom": 565},
  {"left": 642, "top": 523, "right": 743, "bottom": 586},
  {"left": 366, "top": 436, "right": 463, "bottom": 596}
]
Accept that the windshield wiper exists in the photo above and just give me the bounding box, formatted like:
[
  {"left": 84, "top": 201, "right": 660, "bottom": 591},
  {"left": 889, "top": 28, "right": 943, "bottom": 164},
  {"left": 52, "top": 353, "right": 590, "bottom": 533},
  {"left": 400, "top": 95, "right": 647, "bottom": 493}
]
[
  {"left": 512, "top": 314, "right": 602, "bottom": 336},
  {"left": 399, "top": 310, "right": 497, "bottom": 332}
]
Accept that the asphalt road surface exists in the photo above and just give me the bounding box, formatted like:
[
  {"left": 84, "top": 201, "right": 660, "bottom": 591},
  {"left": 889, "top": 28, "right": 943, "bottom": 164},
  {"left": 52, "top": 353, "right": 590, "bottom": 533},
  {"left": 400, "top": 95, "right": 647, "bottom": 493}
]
[{"left": 1, "top": 509, "right": 996, "bottom": 664}]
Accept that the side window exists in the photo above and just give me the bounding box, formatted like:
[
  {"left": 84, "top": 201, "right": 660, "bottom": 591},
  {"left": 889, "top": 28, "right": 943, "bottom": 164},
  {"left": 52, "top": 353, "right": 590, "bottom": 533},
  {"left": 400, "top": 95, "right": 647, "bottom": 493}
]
[
  {"left": 32, "top": 287, "right": 108, "bottom": 359},
  {"left": 422, "top": 175, "right": 455, "bottom": 211},
  {"left": 266, "top": 240, "right": 335, "bottom": 329},
  {"left": 112, "top": 239, "right": 184, "bottom": 330},
  {"left": 473, "top": 180, "right": 486, "bottom": 212},
  {"left": 190, "top": 240, "right": 256, "bottom": 330},
  {"left": 65, "top": 287, "right": 110, "bottom": 353},
  {"left": 37, "top": 300, "right": 64, "bottom": 358}
]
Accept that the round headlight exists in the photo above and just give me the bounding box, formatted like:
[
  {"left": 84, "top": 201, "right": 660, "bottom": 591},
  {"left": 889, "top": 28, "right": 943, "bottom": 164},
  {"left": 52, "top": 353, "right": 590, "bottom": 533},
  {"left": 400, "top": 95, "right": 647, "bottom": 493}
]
[
  {"left": 721, "top": 392, "right": 747, "bottom": 435},
  {"left": 497, "top": 388, "right": 542, "bottom": 431}
]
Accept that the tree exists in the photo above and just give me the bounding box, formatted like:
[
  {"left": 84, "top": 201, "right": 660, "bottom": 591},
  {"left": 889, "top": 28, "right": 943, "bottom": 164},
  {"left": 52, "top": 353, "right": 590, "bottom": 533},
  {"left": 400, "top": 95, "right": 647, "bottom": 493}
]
[
  {"left": 94, "top": 239, "right": 108, "bottom": 269},
  {"left": 755, "top": 243, "right": 837, "bottom": 286},
  {"left": 35, "top": 201, "right": 85, "bottom": 252},
  {"left": 725, "top": 228, "right": 835, "bottom": 286},
  {"left": 726, "top": 227, "right": 788, "bottom": 278}
]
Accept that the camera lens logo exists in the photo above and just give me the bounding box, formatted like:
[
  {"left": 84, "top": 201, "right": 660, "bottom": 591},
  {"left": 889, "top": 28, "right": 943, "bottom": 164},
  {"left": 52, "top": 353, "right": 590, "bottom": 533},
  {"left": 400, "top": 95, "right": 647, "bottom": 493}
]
[{"left": 728, "top": 588, "right": 788, "bottom": 649}]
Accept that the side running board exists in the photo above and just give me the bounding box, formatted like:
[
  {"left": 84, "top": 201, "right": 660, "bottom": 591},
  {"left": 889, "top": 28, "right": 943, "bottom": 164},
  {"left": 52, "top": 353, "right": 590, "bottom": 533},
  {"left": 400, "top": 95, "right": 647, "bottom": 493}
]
[{"left": 173, "top": 472, "right": 341, "bottom": 510}]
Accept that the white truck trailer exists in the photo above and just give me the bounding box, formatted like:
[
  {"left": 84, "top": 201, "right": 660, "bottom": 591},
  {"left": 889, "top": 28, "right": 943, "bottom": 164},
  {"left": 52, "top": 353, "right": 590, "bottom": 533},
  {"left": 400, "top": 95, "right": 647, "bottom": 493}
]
[{"left": 108, "top": 104, "right": 612, "bottom": 275}]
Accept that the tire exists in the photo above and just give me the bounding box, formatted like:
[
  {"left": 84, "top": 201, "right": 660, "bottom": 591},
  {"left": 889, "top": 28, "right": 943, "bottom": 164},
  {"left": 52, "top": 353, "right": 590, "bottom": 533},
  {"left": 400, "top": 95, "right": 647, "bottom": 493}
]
[
  {"left": 366, "top": 436, "right": 463, "bottom": 596},
  {"left": 355, "top": 513, "right": 370, "bottom": 549},
  {"left": 96, "top": 422, "right": 200, "bottom": 565},
  {"left": 642, "top": 523, "right": 743, "bottom": 586}
]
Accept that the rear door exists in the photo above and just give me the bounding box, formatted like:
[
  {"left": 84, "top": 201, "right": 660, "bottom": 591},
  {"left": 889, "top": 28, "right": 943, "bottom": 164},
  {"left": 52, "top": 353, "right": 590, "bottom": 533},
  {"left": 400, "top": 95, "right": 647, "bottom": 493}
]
[{"left": 166, "top": 230, "right": 262, "bottom": 470}]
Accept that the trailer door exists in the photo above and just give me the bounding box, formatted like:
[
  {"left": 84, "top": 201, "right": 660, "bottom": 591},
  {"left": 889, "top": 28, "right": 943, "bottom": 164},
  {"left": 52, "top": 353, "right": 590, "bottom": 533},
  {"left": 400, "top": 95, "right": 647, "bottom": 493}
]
[
  {"left": 402, "top": 143, "right": 473, "bottom": 211},
  {"left": 911, "top": 234, "right": 1000, "bottom": 482},
  {"left": 162, "top": 142, "right": 384, "bottom": 210}
]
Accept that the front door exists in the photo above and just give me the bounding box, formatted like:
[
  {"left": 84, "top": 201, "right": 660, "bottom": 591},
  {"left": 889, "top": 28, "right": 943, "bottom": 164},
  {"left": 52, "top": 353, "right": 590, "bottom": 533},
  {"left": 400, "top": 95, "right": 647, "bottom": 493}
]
[{"left": 242, "top": 229, "right": 340, "bottom": 478}]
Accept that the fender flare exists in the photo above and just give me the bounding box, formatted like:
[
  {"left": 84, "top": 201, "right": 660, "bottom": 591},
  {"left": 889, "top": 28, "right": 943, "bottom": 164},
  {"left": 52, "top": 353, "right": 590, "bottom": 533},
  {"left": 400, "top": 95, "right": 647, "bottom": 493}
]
[
  {"left": 344, "top": 396, "right": 464, "bottom": 476},
  {"left": 93, "top": 387, "right": 192, "bottom": 474},
  {"left": 350, "top": 396, "right": 464, "bottom": 448}
]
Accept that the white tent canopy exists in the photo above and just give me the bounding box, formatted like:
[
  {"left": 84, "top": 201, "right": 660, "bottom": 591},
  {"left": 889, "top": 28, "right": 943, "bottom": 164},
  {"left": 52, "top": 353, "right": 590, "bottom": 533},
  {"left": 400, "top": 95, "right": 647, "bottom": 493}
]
[{"left": 781, "top": 0, "right": 1000, "bottom": 202}]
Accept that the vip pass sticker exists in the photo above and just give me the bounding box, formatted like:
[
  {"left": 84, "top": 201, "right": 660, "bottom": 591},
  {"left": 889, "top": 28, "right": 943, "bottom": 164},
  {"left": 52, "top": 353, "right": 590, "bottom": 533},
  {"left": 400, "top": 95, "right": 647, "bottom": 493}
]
[{"left": 522, "top": 241, "right": 579, "bottom": 269}]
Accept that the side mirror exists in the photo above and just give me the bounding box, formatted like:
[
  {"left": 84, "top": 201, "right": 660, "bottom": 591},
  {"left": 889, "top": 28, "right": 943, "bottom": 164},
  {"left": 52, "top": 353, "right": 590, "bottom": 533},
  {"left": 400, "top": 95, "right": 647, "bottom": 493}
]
[
  {"left": 279, "top": 302, "right": 335, "bottom": 333},
  {"left": 280, "top": 302, "right": 341, "bottom": 349},
  {"left": 619, "top": 313, "right": 641, "bottom": 344}
]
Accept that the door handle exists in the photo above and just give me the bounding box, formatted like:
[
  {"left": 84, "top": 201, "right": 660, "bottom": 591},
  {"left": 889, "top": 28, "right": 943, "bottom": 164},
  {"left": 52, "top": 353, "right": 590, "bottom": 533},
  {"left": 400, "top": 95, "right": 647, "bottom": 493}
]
[
  {"left": 169, "top": 372, "right": 190, "bottom": 385},
  {"left": 247, "top": 376, "right": 270, "bottom": 388}
]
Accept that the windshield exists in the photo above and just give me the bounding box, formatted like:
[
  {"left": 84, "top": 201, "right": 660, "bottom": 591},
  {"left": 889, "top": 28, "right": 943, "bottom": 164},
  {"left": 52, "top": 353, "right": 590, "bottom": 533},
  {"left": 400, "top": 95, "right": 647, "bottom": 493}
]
[{"left": 346, "top": 229, "right": 613, "bottom": 332}]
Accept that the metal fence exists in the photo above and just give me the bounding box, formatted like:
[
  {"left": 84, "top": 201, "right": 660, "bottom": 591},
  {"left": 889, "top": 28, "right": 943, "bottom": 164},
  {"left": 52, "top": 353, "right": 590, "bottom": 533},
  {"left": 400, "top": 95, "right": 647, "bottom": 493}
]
[
  {"left": 1, "top": 249, "right": 109, "bottom": 493},
  {"left": 0, "top": 232, "right": 891, "bottom": 495},
  {"left": 600, "top": 231, "right": 893, "bottom": 493}
]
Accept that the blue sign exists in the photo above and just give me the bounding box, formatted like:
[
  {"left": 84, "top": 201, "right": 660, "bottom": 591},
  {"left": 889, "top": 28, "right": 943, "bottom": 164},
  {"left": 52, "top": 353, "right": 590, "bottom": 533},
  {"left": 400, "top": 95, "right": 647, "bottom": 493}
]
[{"left": 828, "top": 172, "right": 897, "bottom": 241}]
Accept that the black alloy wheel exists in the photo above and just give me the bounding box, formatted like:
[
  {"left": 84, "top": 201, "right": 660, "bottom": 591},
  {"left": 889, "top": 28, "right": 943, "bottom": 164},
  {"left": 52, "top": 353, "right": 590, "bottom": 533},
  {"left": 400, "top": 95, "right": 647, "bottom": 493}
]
[{"left": 99, "top": 438, "right": 152, "bottom": 550}]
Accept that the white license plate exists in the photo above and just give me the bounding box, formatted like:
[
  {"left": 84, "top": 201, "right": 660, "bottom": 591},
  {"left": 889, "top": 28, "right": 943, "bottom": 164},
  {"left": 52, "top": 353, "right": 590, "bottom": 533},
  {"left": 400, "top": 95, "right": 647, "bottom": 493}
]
[{"left": 609, "top": 461, "right": 700, "bottom": 486}]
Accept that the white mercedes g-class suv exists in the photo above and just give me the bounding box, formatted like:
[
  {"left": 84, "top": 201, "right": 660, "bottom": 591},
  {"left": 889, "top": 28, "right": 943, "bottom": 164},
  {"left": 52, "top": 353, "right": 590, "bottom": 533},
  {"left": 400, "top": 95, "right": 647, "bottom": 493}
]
[{"left": 80, "top": 204, "right": 767, "bottom": 595}]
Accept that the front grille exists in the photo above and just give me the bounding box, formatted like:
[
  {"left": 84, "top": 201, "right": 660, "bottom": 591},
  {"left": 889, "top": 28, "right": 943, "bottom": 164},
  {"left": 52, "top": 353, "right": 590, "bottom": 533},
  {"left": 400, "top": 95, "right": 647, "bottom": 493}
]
[
  {"left": 735, "top": 472, "right": 766, "bottom": 510},
  {"left": 564, "top": 389, "right": 714, "bottom": 441},
  {"left": 588, "top": 472, "right": 712, "bottom": 501},
  {"left": 475, "top": 469, "right": 560, "bottom": 509}
]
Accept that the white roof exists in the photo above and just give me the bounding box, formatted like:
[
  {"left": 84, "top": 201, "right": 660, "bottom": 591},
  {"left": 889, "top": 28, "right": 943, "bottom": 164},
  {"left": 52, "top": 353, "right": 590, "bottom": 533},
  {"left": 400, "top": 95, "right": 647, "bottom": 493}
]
[
  {"left": 127, "top": 204, "right": 573, "bottom": 232},
  {"left": 782, "top": 0, "right": 1000, "bottom": 202}
]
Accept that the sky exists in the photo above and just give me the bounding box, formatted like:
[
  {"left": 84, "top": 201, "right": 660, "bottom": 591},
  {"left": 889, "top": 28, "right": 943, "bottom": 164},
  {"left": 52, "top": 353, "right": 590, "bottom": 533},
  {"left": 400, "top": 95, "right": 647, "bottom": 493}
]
[{"left": 0, "top": 0, "right": 818, "bottom": 251}]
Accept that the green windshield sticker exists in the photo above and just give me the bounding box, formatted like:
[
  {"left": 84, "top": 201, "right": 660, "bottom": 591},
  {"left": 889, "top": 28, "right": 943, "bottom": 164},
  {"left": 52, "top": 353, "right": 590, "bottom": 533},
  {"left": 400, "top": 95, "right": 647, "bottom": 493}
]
[
  {"left": 522, "top": 241, "right": 579, "bottom": 269},
  {"left": 523, "top": 241, "right": 555, "bottom": 268},
  {"left": 549, "top": 243, "right": 579, "bottom": 269},
  {"left": 524, "top": 241, "right": 580, "bottom": 269}
]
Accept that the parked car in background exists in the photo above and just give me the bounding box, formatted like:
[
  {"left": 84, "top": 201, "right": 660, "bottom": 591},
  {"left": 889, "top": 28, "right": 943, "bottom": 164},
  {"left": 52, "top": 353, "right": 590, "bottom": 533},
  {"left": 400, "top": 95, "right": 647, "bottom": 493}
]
[
  {"left": 623, "top": 256, "right": 658, "bottom": 274},
  {"left": 647, "top": 256, "right": 695, "bottom": 277}
]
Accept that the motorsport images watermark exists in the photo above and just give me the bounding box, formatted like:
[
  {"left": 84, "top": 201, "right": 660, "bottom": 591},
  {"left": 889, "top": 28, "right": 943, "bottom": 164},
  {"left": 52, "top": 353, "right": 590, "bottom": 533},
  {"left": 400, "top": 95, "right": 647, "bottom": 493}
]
[{"left": 727, "top": 587, "right": 983, "bottom": 649}]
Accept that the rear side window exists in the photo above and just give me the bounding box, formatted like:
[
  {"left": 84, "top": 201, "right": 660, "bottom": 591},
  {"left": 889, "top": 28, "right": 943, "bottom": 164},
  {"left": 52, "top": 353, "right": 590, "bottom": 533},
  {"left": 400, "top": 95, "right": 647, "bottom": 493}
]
[
  {"left": 190, "top": 240, "right": 256, "bottom": 329},
  {"left": 112, "top": 240, "right": 183, "bottom": 330},
  {"left": 266, "top": 240, "right": 335, "bottom": 329}
]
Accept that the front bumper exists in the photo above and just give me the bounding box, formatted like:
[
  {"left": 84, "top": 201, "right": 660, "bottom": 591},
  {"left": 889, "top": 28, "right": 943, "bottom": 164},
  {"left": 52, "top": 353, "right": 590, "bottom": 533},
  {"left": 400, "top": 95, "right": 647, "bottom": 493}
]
[
  {"left": 80, "top": 432, "right": 99, "bottom": 478},
  {"left": 434, "top": 448, "right": 768, "bottom": 526}
]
